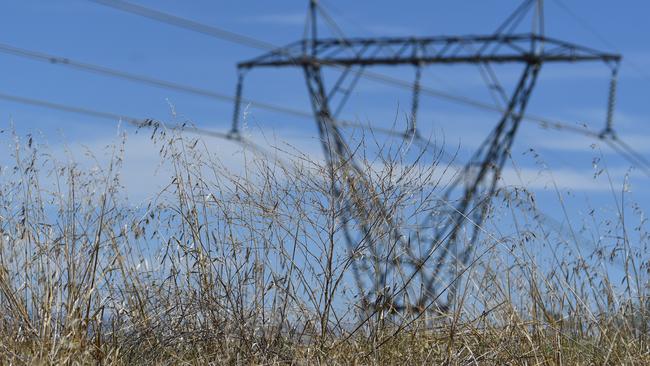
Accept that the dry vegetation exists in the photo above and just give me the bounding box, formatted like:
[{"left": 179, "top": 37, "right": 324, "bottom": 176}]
[{"left": 0, "top": 124, "right": 648, "bottom": 365}]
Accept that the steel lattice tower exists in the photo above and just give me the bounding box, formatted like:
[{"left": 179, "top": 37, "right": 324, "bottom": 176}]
[{"left": 231, "top": 0, "right": 621, "bottom": 315}]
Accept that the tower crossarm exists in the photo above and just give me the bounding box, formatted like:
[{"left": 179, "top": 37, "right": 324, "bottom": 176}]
[{"left": 238, "top": 33, "right": 620, "bottom": 69}]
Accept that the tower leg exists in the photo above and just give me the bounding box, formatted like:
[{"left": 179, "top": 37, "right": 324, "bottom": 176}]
[
  {"left": 417, "top": 62, "right": 542, "bottom": 310},
  {"left": 230, "top": 71, "right": 246, "bottom": 137}
]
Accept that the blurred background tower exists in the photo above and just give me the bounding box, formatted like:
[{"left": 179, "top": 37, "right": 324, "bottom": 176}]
[{"left": 232, "top": 0, "right": 621, "bottom": 316}]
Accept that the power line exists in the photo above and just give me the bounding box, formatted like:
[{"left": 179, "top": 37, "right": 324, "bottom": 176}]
[
  {"left": 314, "top": 3, "right": 650, "bottom": 178},
  {"left": 357, "top": 69, "right": 605, "bottom": 138},
  {"left": 19, "top": 1, "right": 649, "bottom": 176},
  {"left": 612, "top": 136, "right": 650, "bottom": 170},
  {"left": 0, "top": 90, "right": 303, "bottom": 170},
  {"left": 312, "top": 1, "right": 650, "bottom": 181},
  {"left": 0, "top": 40, "right": 455, "bottom": 152},
  {"left": 551, "top": 0, "right": 650, "bottom": 82},
  {"left": 86, "top": 0, "right": 277, "bottom": 51},
  {"left": 0, "top": 91, "right": 230, "bottom": 140},
  {"left": 85, "top": 0, "right": 614, "bottom": 140},
  {"left": 605, "top": 137, "right": 650, "bottom": 177},
  {"left": 548, "top": 0, "right": 650, "bottom": 175},
  {"left": 0, "top": 39, "right": 603, "bottom": 145},
  {"left": 0, "top": 42, "right": 312, "bottom": 119},
  {"left": 6, "top": 87, "right": 646, "bottom": 179},
  {"left": 550, "top": 0, "right": 617, "bottom": 51},
  {"left": 313, "top": 2, "right": 617, "bottom": 145},
  {"left": 0, "top": 41, "right": 441, "bottom": 144}
]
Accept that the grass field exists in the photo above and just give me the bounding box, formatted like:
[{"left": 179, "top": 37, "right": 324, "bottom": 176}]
[{"left": 0, "top": 126, "right": 647, "bottom": 365}]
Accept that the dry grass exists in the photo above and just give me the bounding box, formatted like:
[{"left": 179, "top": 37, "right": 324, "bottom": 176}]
[{"left": 0, "top": 125, "right": 647, "bottom": 365}]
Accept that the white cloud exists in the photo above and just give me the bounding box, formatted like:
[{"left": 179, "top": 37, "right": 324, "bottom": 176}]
[
  {"left": 519, "top": 126, "right": 650, "bottom": 155},
  {"left": 499, "top": 166, "right": 613, "bottom": 192},
  {"left": 1, "top": 115, "right": 634, "bottom": 213},
  {"left": 32, "top": 124, "right": 327, "bottom": 204}
]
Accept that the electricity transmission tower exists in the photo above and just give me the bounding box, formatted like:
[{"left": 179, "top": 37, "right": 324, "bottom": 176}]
[{"left": 231, "top": 0, "right": 621, "bottom": 315}]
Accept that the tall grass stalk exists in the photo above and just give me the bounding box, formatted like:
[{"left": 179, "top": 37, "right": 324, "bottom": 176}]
[{"left": 0, "top": 126, "right": 647, "bottom": 365}]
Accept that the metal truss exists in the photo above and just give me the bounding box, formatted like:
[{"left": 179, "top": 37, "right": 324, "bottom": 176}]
[
  {"left": 238, "top": 34, "right": 619, "bottom": 69},
  {"left": 231, "top": 0, "right": 622, "bottom": 316}
]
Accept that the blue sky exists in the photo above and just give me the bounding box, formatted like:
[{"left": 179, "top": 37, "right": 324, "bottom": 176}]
[{"left": 1, "top": 0, "right": 649, "bottom": 224}]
